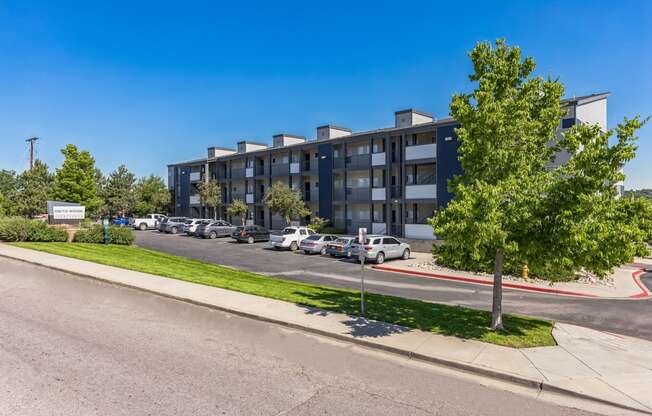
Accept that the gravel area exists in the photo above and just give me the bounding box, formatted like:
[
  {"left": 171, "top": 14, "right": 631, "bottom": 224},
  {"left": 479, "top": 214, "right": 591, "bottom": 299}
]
[{"left": 408, "top": 260, "right": 615, "bottom": 288}]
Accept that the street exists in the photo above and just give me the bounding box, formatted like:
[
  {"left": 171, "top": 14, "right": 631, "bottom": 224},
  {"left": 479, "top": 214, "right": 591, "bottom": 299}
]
[
  {"left": 0, "top": 257, "right": 598, "bottom": 416},
  {"left": 134, "top": 231, "right": 652, "bottom": 340}
]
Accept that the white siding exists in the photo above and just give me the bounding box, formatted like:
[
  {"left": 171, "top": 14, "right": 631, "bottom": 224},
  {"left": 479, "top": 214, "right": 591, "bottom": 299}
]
[
  {"left": 405, "top": 143, "right": 436, "bottom": 160},
  {"left": 405, "top": 224, "right": 435, "bottom": 240},
  {"left": 575, "top": 98, "right": 607, "bottom": 131},
  {"left": 405, "top": 184, "right": 436, "bottom": 199}
]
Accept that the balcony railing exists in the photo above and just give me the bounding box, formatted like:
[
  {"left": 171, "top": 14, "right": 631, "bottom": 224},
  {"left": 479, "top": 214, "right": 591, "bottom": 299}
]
[
  {"left": 302, "top": 160, "right": 318, "bottom": 174},
  {"left": 255, "top": 165, "right": 266, "bottom": 176},
  {"left": 346, "top": 220, "right": 372, "bottom": 233},
  {"left": 346, "top": 154, "right": 370, "bottom": 170},
  {"left": 333, "top": 187, "right": 345, "bottom": 200},
  {"left": 230, "top": 193, "right": 246, "bottom": 203},
  {"left": 346, "top": 187, "right": 369, "bottom": 201},
  {"left": 390, "top": 185, "right": 403, "bottom": 199},
  {"left": 230, "top": 169, "right": 246, "bottom": 180}
]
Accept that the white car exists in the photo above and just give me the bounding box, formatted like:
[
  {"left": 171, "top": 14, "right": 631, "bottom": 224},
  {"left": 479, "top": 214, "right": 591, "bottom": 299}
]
[
  {"left": 133, "top": 214, "right": 167, "bottom": 231},
  {"left": 182, "top": 219, "right": 210, "bottom": 236},
  {"left": 270, "top": 226, "right": 315, "bottom": 251}
]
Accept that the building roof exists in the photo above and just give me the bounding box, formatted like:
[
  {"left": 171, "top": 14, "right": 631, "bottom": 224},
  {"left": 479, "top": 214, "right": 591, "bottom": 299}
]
[{"left": 563, "top": 91, "right": 610, "bottom": 106}]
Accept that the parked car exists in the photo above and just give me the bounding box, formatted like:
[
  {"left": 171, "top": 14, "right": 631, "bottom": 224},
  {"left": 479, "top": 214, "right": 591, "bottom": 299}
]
[
  {"left": 270, "top": 226, "right": 314, "bottom": 251},
  {"left": 112, "top": 217, "right": 131, "bottom": 227},
  {"left": 326, "top": 236, "right": 357, "bottom": 258},
  {"left": 134, "top": 214, "right": 167, "bottom": 231},
  {"left": 231, "top": 225, "right": 270, "bottom": 244},
  {"left": 163, "top": 217, "right": 189, "bottom": 234},
  {"left": 350, "top": 235, "right": 411, "bottom": 264},
  {"left": 196, "top": 220, "right": 238, "bottom": 239},
  {"left": 182, "top": 219, "right": 210, "bottom": 236},
  {"left": 299, "top": 234, "right": 338, "bottom": 255}
]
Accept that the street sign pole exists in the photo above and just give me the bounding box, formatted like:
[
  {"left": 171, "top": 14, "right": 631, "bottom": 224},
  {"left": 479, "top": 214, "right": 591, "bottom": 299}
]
[{"left": 358, "top": 227, "right": 367, "bottom": 317}]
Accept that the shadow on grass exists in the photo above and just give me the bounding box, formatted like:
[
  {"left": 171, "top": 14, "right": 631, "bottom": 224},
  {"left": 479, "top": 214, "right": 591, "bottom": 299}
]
[{"left": 292, "top": 285, "right": 552, "bottom": 345}]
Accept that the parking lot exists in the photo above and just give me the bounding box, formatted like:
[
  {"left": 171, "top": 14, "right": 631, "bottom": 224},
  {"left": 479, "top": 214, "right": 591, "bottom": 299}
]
[{"left": 133, "top": 230, "right": 652, "bottom": 341}]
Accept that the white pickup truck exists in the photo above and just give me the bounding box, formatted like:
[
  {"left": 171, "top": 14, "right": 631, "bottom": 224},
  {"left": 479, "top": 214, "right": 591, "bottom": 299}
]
[
  {"left": 132, "top": 214, "right": 167, "bottom": 231},
  {"left": 270, "top": 226, "right": 315, "bottom": 251}
]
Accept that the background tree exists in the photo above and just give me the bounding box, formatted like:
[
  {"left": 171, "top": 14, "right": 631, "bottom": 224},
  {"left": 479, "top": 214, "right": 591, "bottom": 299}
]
[
  {"left": 52, "top": 144, "right": 103, "bottom": 215},
  {"left": 15, "top": 160, "right": 52, "bottom": 218},
  {"left": 263, "top": 181, "right": 310, "bottom": 225},
  {"left": 226, "top": 199, "right": 248, "bottom": 226},
  {"left": 430, "top": 39, "right": 647, "bottom": 330},
  {"left": 133, "top": 175, "right": 170, "bottom": 216},
  {"left": 624, "top": 188, "right": 652, "bottom": 203},
  {"left": 198, "top": 179, "right": 222, "bottom": 220},
  {"left": 102, "top": 165, "right": 136, "bottom": 217},
  {"left": 0, "top": 170, "right": 17, "bottom": 216}
]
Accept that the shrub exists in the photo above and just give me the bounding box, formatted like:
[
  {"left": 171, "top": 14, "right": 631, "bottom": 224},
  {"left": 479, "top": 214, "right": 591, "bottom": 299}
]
[
  {"left": 0, "top": 217, "right": 68, "bottom": 242},
  {"left": 74, "top": 225, "right": 134, "bottom": 245},
  {"left": 308, "top": 216, "right": 328, "bottom": 233},
  {"left": 320, "top": 226, "right": 345, "bottom": 235}
]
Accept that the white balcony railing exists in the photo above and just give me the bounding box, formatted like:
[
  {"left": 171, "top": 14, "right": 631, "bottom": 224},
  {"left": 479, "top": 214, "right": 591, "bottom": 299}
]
[
  {"left": 371, "top": 152, "right": 386, "bottom": 166},
  {"left": 405, "top": 143, "right": 436, "bottom": 161},
  {"left": 405, "top": 184, "right": 436, "bottom": 199},
  {"left": 245, "top": 194, "right": 254, "bottom": 204},
  {"left": 290, "top": 162, "right": 300, "bottom": 174},
  {"left": 405, "top": 224, "right": 435, "bottom": 240},
  {"left": 189, "top": 172, "right": 201, "bottom": 182},
  {"left": 371, "top": 187, "right": 386, "bottom": 201},
  {"left": 189, "top": 195, "right": 200, "bottom": 205},
  {"left": 245, "top": 167, "right": 254, "bottom": 178}
]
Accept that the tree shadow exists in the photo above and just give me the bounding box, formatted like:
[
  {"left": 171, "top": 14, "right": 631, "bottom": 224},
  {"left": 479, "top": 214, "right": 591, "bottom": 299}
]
[{"left": 302, "top": 306, "right": 413, "bottom": 338}]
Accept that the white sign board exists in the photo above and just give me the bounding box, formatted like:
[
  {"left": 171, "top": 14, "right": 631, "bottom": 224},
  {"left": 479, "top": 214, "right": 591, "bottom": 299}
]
[
  {"left": 358, "top": 227, "right": 367, "bottom": 245},
  {"left": 52, "top": 206, "right": 85, "bottom": 220}
]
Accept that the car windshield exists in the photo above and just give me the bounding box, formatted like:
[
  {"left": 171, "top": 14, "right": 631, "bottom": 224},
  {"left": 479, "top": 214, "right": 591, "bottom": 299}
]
[
  {"left": 282, "top": 228, "right": 296, "bottom": 235},
  {"left": 305, "top": 235, "right": 320, "bottom": 241},
  {"left": 335, "top": 238, "right": 352, "bottom": 244},
  {"left": 185, "top": 220, "right": 194, "bottom": 224}
]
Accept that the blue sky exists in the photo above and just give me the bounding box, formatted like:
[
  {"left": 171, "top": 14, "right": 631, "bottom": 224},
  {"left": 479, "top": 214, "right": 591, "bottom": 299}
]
[{"left": 1, "top": 1, "right": 650, "bottom": 189}]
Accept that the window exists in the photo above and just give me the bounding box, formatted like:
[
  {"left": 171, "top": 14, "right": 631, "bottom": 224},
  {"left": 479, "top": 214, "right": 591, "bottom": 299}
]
[
  {"left": 383, "top": 237, "right": 400, "bottom": 245},
  {"left": 305, "top": 235, "right": 320, "bottom": 241},
  {"left": 299, "top": 229, "right": 307, "bottom": 235},
  {"left": 372, "top": 238, "right": 381, "bottom": 244}
]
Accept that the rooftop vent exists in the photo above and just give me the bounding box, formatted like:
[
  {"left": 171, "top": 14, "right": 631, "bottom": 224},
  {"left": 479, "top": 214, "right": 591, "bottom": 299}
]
[
  {"left": 237, "top": 141, "right": 268, "bottom": 154},
  {"left": 316, "top": 125, "right": 352, "bottom": 140},
  {"left": 273, "top": 133, "right": 306, "bottom": 148},
  {"left": 394, "top": 109, "right": 433, "bottom": 128},
  {"left": 207, "top": 146, "right": 236, "bottom": 158}
]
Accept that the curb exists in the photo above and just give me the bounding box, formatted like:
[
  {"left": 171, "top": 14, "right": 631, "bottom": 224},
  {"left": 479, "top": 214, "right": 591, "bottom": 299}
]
[
  {"left": 1, "top": 250, "right": 650, "bottom": 415},
  {"left": 373, "top": 265, "right": 652, "bottom": 300}
]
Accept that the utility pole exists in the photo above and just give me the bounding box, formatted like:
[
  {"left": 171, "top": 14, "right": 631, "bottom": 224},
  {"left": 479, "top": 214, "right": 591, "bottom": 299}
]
[{"left": 26, "top": 137, "right": 39, "bottom": 170}]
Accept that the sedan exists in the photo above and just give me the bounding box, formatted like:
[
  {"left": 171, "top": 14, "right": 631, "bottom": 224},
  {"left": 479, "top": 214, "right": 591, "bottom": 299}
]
[
  {"left": 299, "top": 234, "right": 338, "bottom": 255},
  {"left": 231, "top": 225, "right": 270, "bottom": 244},
  {"left": 326, "top": 236, "right": 357, "bottom": 258}
]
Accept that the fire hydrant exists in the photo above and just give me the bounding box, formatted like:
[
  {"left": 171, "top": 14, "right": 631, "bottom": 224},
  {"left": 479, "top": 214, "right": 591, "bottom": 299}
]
[{"left": 522, "top": 264, "right": 529, "bottom": 280}]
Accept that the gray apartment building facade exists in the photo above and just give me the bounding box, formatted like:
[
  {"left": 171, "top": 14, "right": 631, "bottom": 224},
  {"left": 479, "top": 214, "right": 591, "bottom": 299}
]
[{"left": 168, "top": 92, "right": 610, "bottom": 240}]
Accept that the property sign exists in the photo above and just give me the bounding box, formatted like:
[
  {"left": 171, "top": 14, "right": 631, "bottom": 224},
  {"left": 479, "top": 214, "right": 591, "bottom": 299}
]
[{"left": 52, "top": 205, "right": 85, "bottom": 220}]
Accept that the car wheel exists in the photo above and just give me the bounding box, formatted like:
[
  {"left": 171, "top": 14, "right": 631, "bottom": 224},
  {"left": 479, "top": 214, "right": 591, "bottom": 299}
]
[
  {"left": 209, "top": 231, "right": 217, "bottom": 239},
  {"left": 247, "top": 236, "right": 254, "bottom": 244},
  {"left": 290, "top": 241, "right": 298, "bottom": 251},
  {"left": 304, "top": 250, "right": 310, "bottom": 254},
  {"left": 329, "top": 253, "right": 336, "bottom": 257},
  {"left": 320, "top": 247, "right": 327, "bottom": 255},
  {"left": 402, "top": 249, "right": 411, "bottom": 260},
  {"left": 171, "top": 226, "right": 178, "bottom": 234},
  {"left": 139, "top": 223, "right": 147, "bottom": 231},
  {"left": 375, "top": 252, "right": 385, "bottom": 264},
  {"left": 273, "top": 246, "right": 280, "bottom": 250}
]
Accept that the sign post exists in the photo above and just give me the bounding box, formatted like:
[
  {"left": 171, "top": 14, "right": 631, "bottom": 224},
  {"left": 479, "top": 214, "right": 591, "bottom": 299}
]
[{"left": 358, "top": 227, "right": 367, "bottom": 317}]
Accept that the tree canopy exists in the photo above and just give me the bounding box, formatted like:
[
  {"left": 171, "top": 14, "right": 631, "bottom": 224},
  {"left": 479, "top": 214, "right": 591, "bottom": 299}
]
[
  {"left": 15, "top": 160, "right": 52, "bottom": 218},
  {"left": 263, "top": 181, "right": 309, "bottom": 225},
  {"left": 52, "top": 144, "right": 103, "bottom": 215},
  {"left": 133, "top": 175, "right": 170, "bottom": 216},
  {"left": 101, "top": 165, "right": 136, "bottom": 217},
  {"left": 227, "top": 199, "right": 248, "bottom": 226},
  {"left": 198, "top": 179, "right": 222, "bottom": 220}
]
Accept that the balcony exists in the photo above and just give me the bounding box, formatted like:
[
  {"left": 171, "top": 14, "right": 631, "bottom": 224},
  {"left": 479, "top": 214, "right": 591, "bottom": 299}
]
[
  {"left": 404, "top": 224, "right": 435, "bottom": 240},
  {"left": 405, "top": 143, "right": 436, "bottom": 161},
  {"left": 255, "top": 166, "right": 266, "bottom": 176},
  {"left": 371, "top": 187, "right": 386, "bottom": 201},
  {"left": 230, "top": 193, "right": 246, "bottom": 203},
  {"left": 189, "top": 195, "right": 200, "bottom": 205},
  {"left": 302, "top": 160, "right": 318, "bottom": 174},
  {"left": 190, "top": 172, "right": 201, "bottom": 182},
  {"left": 271, "top": 163, "right": 289, "bottom": 176},
  {"left": 346, "top": 154, "right": 370, "bottom": 170},
  {"left": 333, "top": 157, "right": 345, "bottom": 169},
  {"left": 230, "top": 168, "right": 246, "bottom": 180},
  {"left": 290, "top": 162, "right": 301, "bottom": 174},
  {"left": 245, "top": 193, "right": 254, "bottom": 204},
  {"left": 405, "top": 184, "right": 436, "bottom": 199},
  {"left": 371, "top": 152, "right": 386, "bottom": 166},
  {"left": 304, "top": 191, "right": 318, "bottom": 203},
  {"left": 390, "top": 185, "right": 403, "bottom": 199},
  {"left": 245, "top": 167, "right": 254, "bottom": 178},
  {"left": 372, "top": 222, "right": 387, "bottom": 235},
  {"left": 346, "top": 220, "right": 372, "bottom": 233},
  {"left": 333, "top": 187, "right": 345, "bottom": 201},
  {"left": 346, "top": 187, "right": 369, "bottom": 201}
]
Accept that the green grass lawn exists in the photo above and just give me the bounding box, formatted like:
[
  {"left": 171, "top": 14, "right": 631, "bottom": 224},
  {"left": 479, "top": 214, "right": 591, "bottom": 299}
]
[{"left": 11, "top": 242, "right": 555, "bottom": 348}]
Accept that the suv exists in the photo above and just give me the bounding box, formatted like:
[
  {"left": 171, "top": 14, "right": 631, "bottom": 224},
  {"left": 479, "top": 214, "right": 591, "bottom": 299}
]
[
  {"left": 351, "top": 235, "right": 411, "bottom": 264},
  {"left": 299, "top": 234, "right": 338, "bottom": 255},
  {"left": 182, "top": 219, "right": 210, "bottom": 236},
  {"left": 231, "top": 225, "right": 270, "bottom": 244},
  {"left": 270, "top": 226, "right": 314, "bottom": 251},
  {"left": 163, "top": 217, "right": 188, "bottom": 234},
  {"left": 197, "top": 220, "right": 237, "bottom": 239}
]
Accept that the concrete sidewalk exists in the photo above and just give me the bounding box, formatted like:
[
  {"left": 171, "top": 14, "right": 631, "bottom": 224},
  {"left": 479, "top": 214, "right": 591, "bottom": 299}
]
[
  {"left": 1, "top": 243, "right": 651, "bottom": 415},
  {"left": 374, "top": 252, "right": 649, "bottom": 299}
]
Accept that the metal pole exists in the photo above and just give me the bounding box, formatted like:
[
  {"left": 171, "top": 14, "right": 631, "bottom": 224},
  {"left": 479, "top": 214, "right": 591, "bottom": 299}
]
[
  {"left": 26, "top": 137, "right": 39, "bottom": 170},
  {"left": 360, "top": 255, "right": 365, "bottom": 316}
]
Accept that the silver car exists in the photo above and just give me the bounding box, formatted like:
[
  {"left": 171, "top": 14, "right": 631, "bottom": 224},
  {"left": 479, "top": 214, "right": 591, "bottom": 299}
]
[
  {"left": 163, "top": 217, "right": 189, "bottom": 234},
  {"left": 182, "top": 219, "right": 210, "bottom": 236},
  {"left": 196, "top": 220, "right": 238, "bottom": 239},
  {"left": 351, "top": 235, "right": 411, "bottom": 264},
  {"left": 299, "top": 234, "right": 338, "bottom": 255}
]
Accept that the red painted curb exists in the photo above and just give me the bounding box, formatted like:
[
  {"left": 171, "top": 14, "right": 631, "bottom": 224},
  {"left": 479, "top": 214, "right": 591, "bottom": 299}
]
[
  {"left": 629, "top": 269, "right": 650, "bottom": 299},
  {"left": 371, "top": 265, "right": 603, "bottom": 298}
]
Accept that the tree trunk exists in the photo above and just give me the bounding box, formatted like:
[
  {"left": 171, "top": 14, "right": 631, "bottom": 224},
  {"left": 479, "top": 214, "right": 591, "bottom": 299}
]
[
  {"left": 213, "top": 206, "right": 217, "bottom": 220},
  {"left": 490, "top": 249, "right": 505, "bottom": 331}
]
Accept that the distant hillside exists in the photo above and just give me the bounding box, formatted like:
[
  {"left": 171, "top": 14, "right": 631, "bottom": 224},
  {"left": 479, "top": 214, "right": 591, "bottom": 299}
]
[{"left": 625, "top": 189, "right": 652, "bottom": 201}]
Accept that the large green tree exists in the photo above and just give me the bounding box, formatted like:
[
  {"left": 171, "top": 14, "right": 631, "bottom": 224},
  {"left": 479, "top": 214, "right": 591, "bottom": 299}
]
[
  {"left": 0, "top": 169, "right": 17, "bottom": 216},
  {"left": 263, "top": 181, "right": 310, "bottom": 225},
  {"left": 52, "top": 144, "right": 103, "bottom": 215},
  {"left": 101, "top": 165, "right": 136, "bottom": 217},
  {"left": 226, "top": 199, "right": 248, "bottom": 226},
  {"left": 430, "top": 39, "right": 646, "bottom": 330},
  {"left": 15, "top": 160, "right": 52, "bottom": 218},
  {"left": 198, "top": 179, "right": 222, "bottom": 220},
  {"left": 133, "top": 175, "right": 170, "bottom": 216}
]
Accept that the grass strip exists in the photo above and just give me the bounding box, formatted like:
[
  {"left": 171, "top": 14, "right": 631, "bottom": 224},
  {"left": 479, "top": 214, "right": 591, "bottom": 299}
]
[{"left": 11, "top": 242, "right": 555, "bottom": 348}]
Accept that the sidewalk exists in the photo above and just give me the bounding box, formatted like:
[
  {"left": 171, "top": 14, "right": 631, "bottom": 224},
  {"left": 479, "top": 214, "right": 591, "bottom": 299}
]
[
  {"left": 374, "top": 252, "right": 650, "bottom": 299},
  {"left": 1, "top": 243, "right": 651, "bottom": 415}
]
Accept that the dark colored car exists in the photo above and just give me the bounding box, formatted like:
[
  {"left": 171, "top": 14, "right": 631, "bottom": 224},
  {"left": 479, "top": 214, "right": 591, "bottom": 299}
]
[
  {"left": 326, "top": 236, "right": 357, "bottom": 258},
  {"left": 163, "top": 217, "right": 189, "bottom": 234},
  {"left": 196, "top": 220, "right": 238, "bottom": 239},
  {"left": 231, "top": 225, "right": 270, "bottom": 244},
  {"left": 157, "top": 217, "right": 169, "bottom": 232}
]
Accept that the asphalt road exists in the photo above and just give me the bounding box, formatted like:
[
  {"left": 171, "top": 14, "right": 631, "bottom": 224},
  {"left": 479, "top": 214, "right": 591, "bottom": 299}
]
[
  {"left": 134, "top": 231, "right": 652, "bottom": 340},
  {"left": 0, "top": 258, "right": 597, "bottom": 416}
]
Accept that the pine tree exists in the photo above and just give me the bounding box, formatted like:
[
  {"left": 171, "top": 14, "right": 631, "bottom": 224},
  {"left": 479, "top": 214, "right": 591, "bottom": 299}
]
[
  {"left": 102, "top": 165, "right": 136, "bottom": 217},
  {"left": 15, "top": 160, "right": 52, "bottom": 218},
  {"left": 52, "top": 144, "right": 103, "bottom": 215}
]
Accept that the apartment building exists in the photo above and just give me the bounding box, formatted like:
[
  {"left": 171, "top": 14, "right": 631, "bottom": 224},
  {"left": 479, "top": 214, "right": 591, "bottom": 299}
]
[{"left": 168, "top": 92, "right": 610, "bottom": 240}]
